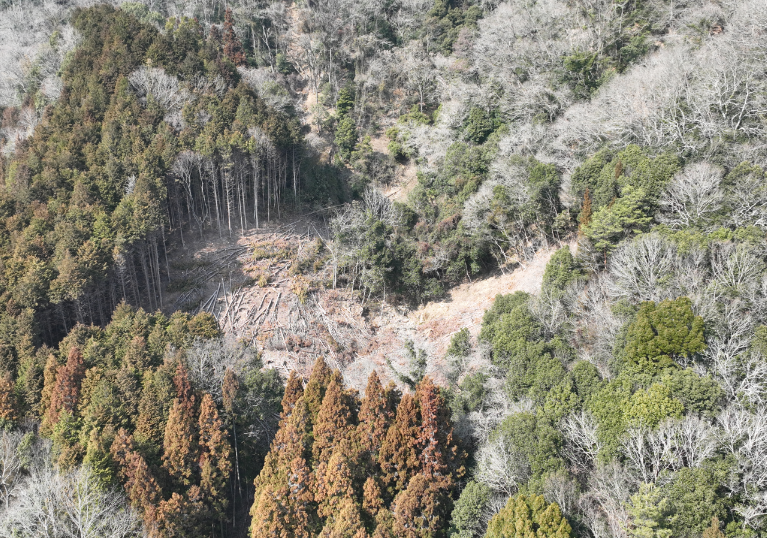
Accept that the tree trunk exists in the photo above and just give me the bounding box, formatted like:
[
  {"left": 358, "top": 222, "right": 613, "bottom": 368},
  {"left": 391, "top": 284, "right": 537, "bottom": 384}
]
[{"left": 138, "top": 246, "right": 154, "bottom": 311}]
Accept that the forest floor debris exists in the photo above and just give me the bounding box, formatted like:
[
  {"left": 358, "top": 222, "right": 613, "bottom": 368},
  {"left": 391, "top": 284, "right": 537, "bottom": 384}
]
[{"left": 164, "top": 222, "right": 562, "bottom": 391}]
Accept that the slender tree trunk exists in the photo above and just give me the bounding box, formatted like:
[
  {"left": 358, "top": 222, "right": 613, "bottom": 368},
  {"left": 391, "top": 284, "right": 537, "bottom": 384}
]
[
  {"left": 139, "top": 246, "right": 154, "bottom": 311},
  {"left": 153, "top": 237, "right": 163, "bottom": 308},
  {"left": 292, "top": 145, "right": 299, "bottom": 209},
  {"left": 238, "top": 164, "right": 246, "bottom": 234},
  {"left": 267, "top": 155, "right": 271, "bottom": 223},
  {"left": 129, "top": 251, "right": 140, "bottom": 306},
  {"left": 224, "top": 165, "right": 233, "bottom": 238},
  {"left": 96, "top": 285, "right": 106, "bottom": 326},
  {"left": 211, "top": 163, "right": 222, "bottom": 238},
  {"left": 58, "top": 303, "right": 68, "bottom": 334},
  {"left": 253, "top": 155, "right": 259, "bottom": 229},
  {"left": 161, "top": 225, "right": 171, "bottom": 284}
]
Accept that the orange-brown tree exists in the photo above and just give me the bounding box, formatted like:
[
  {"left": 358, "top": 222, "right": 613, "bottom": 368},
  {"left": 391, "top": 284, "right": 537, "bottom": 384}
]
[
  {"left": 416, "top": 377, "right": 465, "bottom": 482},
  {"left": 312, "top": 370, "right": 357, "bottom": 466},
  {"left": 282, "top": 370, "right": 305, "bottom": 417},
  {"left": 162, "top": 362, "right": 198, "bottom": 488},
  {"left": 223, "top": 8, "right": 247, "bottom": 66},
  {"left": 392, "top": 473, "right": 452, "bottom": 538},
  {"left": 43, "top": 347, "right": 85, "bottom": 432},
  {"left": 0, "top": 371, "right": 17, "bottom": 426},
  {"left": 198, "top": 392, "right": 232, "bottom": 520},
  {"left": 111, "top": 429, "right": 163, "bottom": 532},
  {"left": 248, "top": 357, "right": 466, "bottom": 538},
  {"left": 303, "top": 357, "right": 332, "bottom": 423},
  {"left": 378, "top": 392, "right": 421, "bottom": 500},
  {"left": 357, "top": 371, "right": 395, "bottom": 465}
]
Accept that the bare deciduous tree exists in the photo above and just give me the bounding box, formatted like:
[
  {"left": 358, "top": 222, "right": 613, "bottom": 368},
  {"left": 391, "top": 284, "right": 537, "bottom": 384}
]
[
  {"left": 607, "top": 233, "right": 678, "bottom": 303},
  {"left": 717, "top": 404, "right": 767, "bottom": 529},
  {"left": 128, "top": 66, "right": 191, "bottom": 113},
  {"left": 0, "top": 431, "right": 25, "bottom": 511},
  {"left": 584, "top": 462, "right": 634, "bottom": 538},
  {"left": 621, "top": 416, "right": 716, "bottom": 483},
  {"left": 362, "top": 187, "right": 401, "bottom": 228},
  {"left": 543, "top": 472, "right": 580, "bottom": 517},
  {"left": 658, "top": 162, "right": 724, "bottom": 230},
  {"left": 185, "top": 336, "right": 261, "bottom": 405},
  {"left": 476, "top": 434, "right": 531, "bottom": 497},
  {"left": 571, "top": 274, "right": 622, "bottom": 375},
  {"left": 710, "top": 243, "right": 765, "bottom": 298},
  {"left": 0, "top": 446, "right": 142, "bottom": 538},
  {"left": 561, "top": 410, "right": 602, "bottom": 472}
]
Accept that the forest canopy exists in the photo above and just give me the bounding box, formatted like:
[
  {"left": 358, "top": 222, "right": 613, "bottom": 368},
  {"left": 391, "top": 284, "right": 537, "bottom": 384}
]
[{"left": 0, "top": 0, "right": 767, "bottom": 537}]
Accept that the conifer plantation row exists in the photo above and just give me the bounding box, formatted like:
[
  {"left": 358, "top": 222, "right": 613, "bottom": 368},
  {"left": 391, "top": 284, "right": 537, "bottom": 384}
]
[
  {"left": 250, "top": 359, "right": 465, "bottom": 537},
  {"left": 0, "top": 301, "right": 285, "bottom": 536},
  {"left": 0, "top": 5, "right": 303, "bottom": 355}
]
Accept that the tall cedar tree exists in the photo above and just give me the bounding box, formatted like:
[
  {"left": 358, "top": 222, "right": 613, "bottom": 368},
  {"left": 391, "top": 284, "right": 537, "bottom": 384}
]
[
  {"left": 312, "top": 370, "right": 356, "bottom": 466},
  {"left": 357, "top": 371, "right": 395, "bottom": 464},
  {"left": 250, "top": 397, "right": 316, "bottom": 537},
  {"left": 222, "top": 367, "right": 240, "bottom": 416},
  {"left": 579, "top": 188, "right": 593, "bottom": 230},
  {"left": 282, "top": 370, "right": 305, "bottom": 417},
  {"left": 223, "top": 8, "right": 247, "bottom": 66},
  {"left": 157, "top": 491, "right": 197, "bottom": 538},
  {"left": 39, "top": 353, "right": 58, "bottom": 424},
  {"left": 249, "top": 485, "right": 295, "bottom": 538},
  {"left": 249, "top": 357, "right": 466, "bottom": 537},
  {"left": 0, "top": 371, "right": 17, "bottom": 425},
  {"left": 392, "top": 473, "right": 452, "bottom": 538},
  {"left": 416, "top": 377, "right": 464, "bottom": 482},
  {"left": 319, "top": 496, "right": 369, "bottom": 538},
  {"left": 111, "top": 429, "right": 163, "bottom": 532},
  {"left": 378, "top": 393, "right": 422, "bottom": 499},
  {"left": 162, "top": 361, "right": 198, "bottom": 488},
  {"left": 44, "top": 347, "right": 85, "bottom": 432},
  {"left": 315, "top": 439, "right": 356, "bottom": 518},
  {"left": 303, "top": 357, "right": 332, "bottom": 423},
  {"left": 198, "top": 392, "right": 232, "bottom": 520},
  {"left": 363, "top": 476, "right": 386, "bottom": 519},
  {"left": 135, "top": 371, "right": 167, "bottom": 450}
]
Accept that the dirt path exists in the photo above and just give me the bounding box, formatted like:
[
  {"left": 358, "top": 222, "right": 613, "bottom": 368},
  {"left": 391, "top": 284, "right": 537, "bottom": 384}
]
[{"left": 412, "top": 247, "right": 555, "bottom": 350}]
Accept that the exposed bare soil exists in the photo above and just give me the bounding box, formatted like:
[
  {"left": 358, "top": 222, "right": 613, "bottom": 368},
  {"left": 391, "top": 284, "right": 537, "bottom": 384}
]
[{"left": 164, "top": 222, "right": 561, "bottom": 391}]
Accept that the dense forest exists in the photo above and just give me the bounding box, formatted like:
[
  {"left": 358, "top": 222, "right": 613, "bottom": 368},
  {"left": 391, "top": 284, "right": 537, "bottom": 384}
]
[{"left": 0, "top": 0, "right": 766, "bottom": 537}]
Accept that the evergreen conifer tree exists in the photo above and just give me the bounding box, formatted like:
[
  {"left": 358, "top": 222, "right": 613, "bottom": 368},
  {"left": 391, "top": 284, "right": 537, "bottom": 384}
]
[
  {"left": 282, "top": 370, "right": 305, "bottom": 418},
  {"left": 379, "top": 393, "right": 421, "bottom": 499},
  {"left": 304, "top": 357, "right": 332, "bottom": 423},
  {"left": 315, "top": 439, "right": 356, "bottom": 518},
  {"left": 198, "top": 392, "right": 232, "bottom": 520},
  {"left": 0, "top": 371, "right": 17, "bottom": 426},
  {"left": 357, "top": 371, "right": 393, "bottom": 465},
  {"left": 485, "top": 494, "right": 572, "bottom": 538},
  {"left": 312, "top": 370, "right": 356, "bottom": 466},
  {"left": 416, "top": 377, "right": 464, "bottom": 482},
  {"left": 162, "top": 362, "right": 198, "bottom": 488},
  {"left": 44, "top": 347, "right": 85, "bottom": 431},
  {"left": 39, "top": 353, "right": 59, "bottom": 426},
  {"left": 135, "top": 371, "right": 166, "bottom": 451},
  {"left": 111, "top": 428, "right": 163, "bottom": 531},
  {"left": 392, "top": 473, "right": 452, "bottom": 538},
  {"left": 223, "top": 8, "right": 246, "bottom": 66}
]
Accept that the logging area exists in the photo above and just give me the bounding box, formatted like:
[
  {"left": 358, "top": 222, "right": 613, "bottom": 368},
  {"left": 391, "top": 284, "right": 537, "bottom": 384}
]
[
  {"left": 162, "top": 214, "right": 559, "bottom": 390},
  {"left": 3, "top": 1, "right": 767, "bottom": 537}
]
